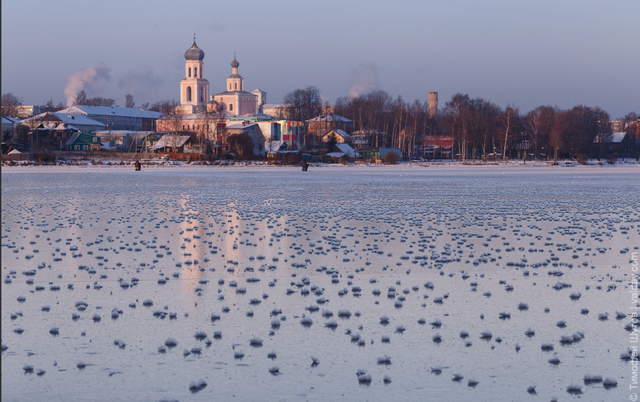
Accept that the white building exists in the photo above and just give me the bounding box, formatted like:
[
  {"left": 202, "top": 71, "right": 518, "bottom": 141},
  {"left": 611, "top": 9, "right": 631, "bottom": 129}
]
[{"left": 212, "top": 56, "right": 266, "bottom": 116}]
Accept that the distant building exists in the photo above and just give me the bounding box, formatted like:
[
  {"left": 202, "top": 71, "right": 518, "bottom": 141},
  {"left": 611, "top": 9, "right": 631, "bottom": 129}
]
[
  {"left": 15, "top": 105, "right": 64, "bottom": 118},
  {"left": 56, "top": 105, "right": 160, "bottom": 131}
]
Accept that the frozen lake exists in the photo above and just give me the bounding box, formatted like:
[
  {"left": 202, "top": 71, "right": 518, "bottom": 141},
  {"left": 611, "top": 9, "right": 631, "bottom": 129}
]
[{"left": 2, "top": 165, "right": 638, "bottom": 401}]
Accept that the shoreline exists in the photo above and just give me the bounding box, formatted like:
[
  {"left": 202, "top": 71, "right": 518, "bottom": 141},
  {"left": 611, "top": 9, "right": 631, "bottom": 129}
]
[{"left": 1, "top": 159, "right": 638, "bottom": 173}]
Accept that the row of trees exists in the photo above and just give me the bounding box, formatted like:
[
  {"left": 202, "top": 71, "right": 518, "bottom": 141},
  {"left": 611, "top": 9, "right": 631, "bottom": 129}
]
[{"left": 278, "top": 87, "right": 637, "bottom": 161}]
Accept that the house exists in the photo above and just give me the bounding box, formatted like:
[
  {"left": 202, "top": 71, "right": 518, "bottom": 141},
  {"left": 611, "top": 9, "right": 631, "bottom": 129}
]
[
  {"left": 307, "top": 114, "right": 352, "bottom": 138},
  {"left": 321, "top": 129, "right": 351, "bottom": 144},
  {"left": 148, "top": 134, "right": 193, "bottom": 153},
  {"left": 594, "top": 132, "right": 633, "bottom": 157},
  {"left": 56, "top": 105, "right": 160, "bottom": 131},
  {"left": 65, "top": 132, "right": 101, "bottom": 151},
  {"left": 423, "top": 136, "right": 454, "bottom": 159}
]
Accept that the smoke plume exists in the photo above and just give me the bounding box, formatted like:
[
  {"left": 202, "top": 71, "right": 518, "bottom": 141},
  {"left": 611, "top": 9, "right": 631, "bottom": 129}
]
[
  {"left": 349, "top": 62, "right": 378, "bottom": 98},
  {"left": 64, "top": 62, "right": 112, "bottom": 106}
]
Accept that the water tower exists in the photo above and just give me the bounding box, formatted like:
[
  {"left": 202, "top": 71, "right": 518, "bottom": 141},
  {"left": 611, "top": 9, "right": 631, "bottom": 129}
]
[{"left": 428, "top": 92, "right": 438, "bottom": 118}]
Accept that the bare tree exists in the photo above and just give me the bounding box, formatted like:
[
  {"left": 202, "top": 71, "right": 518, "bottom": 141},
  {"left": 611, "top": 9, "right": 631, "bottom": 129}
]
[
  {"left": 550, "top": 110, "right": 572, "bottom": 162},
  {"left": 1, "top": 93, "right": 23, "bottom": 117},
  {"left": 498, "top": 106, "right": 520, "bottom": 161},
  {"left": 282, "top": 86, "right": 323, "bottom": 122},
  {"left": 524, "top": 106, "right": 555, "bottom": 160},
  {"left": 74, "top": 90, "right": 116, "bottom": 107},
  {"left": 125, "top": 94, "right": 135, "bottom": 109}
]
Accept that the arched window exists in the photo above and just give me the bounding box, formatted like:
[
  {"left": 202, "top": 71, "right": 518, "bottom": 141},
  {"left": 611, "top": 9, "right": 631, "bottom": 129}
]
[
  {"left": 200, "top": 68, "right": 202, "bottom": 78},
  {"left": 200, "top": 87, "right": 204, "bottom": 102},
  {"left": 187, "top": 86, "right": 192, "bottom": 102},
  {"left": 194, "top": 68, "right": 197, "bottom": 77},
  {"left": 229, "top": 104, "right": 233, "bottom": 111},
  {"left": 235, "top": 83, "right": 237, "bottom": 90},
  {"left": 229, "top": 84, "right": 231, "bottom": 90},
  {"left": 188, "top": 67, "right": 191, "bottom": 78}
]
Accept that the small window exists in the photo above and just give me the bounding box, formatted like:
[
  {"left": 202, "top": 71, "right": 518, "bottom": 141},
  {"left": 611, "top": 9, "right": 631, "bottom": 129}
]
[
  {"left": 235, "top": 83, "right": 237, "bottom": 90},
  {"left": 189, "top": 67, "right": 191, "bottom": 78},
  {"left": 187, "top": 86, "right": 192, "bottom": 102},
  {"left": 230, "top": 104, "right": 233, "bottom": 111},
  {"left": 194, "top": 68, "right": 197, "bottom": 77},
  {"left": 93, "top": 137, "right": 97, "bottom": 143},
  {"left": 74, "top": 145, "right": 80, "bottom": 150},
  {"left": 83, "top": 145, "right": 88, "bottom": 151}
]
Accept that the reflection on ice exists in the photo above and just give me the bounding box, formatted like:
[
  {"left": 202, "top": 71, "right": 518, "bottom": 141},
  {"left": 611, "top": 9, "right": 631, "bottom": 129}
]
[{"left": 1, "top": 165, "right": 637, "bottom": 400}]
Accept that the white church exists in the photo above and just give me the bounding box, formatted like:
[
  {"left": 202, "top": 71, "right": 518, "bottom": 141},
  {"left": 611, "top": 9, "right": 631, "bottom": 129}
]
[{"left": 175, "top": 39, "right": 266, "bottom": 116}]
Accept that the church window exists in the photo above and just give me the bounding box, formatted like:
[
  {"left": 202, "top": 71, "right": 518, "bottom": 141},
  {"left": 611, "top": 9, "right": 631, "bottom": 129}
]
[
  {"left": 235, "top": 83, "right": 237, "bottom": 90},
  {"left": 200, "top": 87, "right": 204, "bottom": 102},
  {"left": 187, "top": 86, "right": 192, "bottom": 102},
  {"left": 230, "top": 104, "right": 233, "bottom": 111},
  {"left": 194, "top": 68, "right": 197, "bottom": 77},
  {"left": 188, "top": 67, "right": 191, "bottom": 78}
]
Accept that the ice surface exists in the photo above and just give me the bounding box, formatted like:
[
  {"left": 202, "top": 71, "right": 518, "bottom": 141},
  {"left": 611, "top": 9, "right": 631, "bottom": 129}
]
[{"left": 1, "top": 165, "right": 637, "bottom": 400}]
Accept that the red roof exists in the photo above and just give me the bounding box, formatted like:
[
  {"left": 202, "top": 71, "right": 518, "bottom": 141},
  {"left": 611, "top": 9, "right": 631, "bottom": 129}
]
[{"left": 423, "top": 136, "right": 454, "bottom": 147}]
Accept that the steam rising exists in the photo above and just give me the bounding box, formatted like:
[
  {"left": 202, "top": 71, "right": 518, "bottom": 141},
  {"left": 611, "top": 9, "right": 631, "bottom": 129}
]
[
  {"left": 349, "top": 63, "right": 378, "bottom": 98},
  {"left": 64, "top": 62, "right": 112, "bottom": 106}
]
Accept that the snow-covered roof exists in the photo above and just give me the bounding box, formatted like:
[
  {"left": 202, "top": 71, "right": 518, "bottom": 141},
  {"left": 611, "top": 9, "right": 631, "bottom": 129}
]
[
  {"left": 94, "top": 130, "right": 156, "bottom": 136},
  {"left": 23, "top": 112, "right": 105, "bottom": 128},
  {"left": 604, "top": 132, "right": 626, "bottom": 143},
  {"left": 352, "top": 129, "right": 383, "bottom": 135},
  {"left": 322, "top": 129, "right": 351, "bottom": 140},
  {"left": 336, "top": 143, "right": 357, "bottom": 158},
  {"left": 57, "top": 105, "right": 161, "bottom": 119},
  {"left": 326, "top": 152, "right": 345, "bottom": 158},
  {"left": 2, "top": 117, "right": 20, "bottom": 125},
  {"left": 264, "top": 141, "right": 286, "bottom": 152},
  {"left": 263, "top": 104, "right": 287, "bottom": 109},
  {"left": 307, "top": 114, "right": 352, "bottom": 123},
  {"left": 8, "top": 149, "right": 21, "bottom": 154},
  {"left": 225, "top": 123, "right": 258, "bottom": 130},
  {"left": 150, "top": 135, "right": 191, "bottom": 149}
]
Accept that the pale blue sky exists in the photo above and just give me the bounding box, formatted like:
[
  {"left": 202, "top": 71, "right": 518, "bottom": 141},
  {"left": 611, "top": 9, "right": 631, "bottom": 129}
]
[{"left": 2, "top": 0, "right": 638, "bottom": 117}]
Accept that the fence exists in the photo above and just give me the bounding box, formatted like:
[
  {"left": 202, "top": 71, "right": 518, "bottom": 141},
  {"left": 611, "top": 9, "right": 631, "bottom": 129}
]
[{"left": 1, "top": 153, "right": 32, "bottom": 161}]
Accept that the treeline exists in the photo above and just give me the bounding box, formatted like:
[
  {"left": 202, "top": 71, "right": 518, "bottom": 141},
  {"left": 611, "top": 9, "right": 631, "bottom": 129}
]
[{"left": 281, "top": 88, "right": 638, "bottom": 160}]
